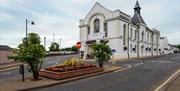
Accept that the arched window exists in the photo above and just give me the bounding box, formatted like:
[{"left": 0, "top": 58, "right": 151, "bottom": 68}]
[
  {"left": 142, "top": 31, "right": 144, "bottom": 41},
  {"left": 123, "top": 24, "right": 126, "bottom": 45},
  {"left": 94, "top": 19, "right": 100, "bottom": 33}
]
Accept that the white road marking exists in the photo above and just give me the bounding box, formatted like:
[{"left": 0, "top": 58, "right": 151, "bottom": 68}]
[
  {"left": 114, "top": 65, "right": 132, "bottom": 72},
  {"left": 134, "top": 62, "right": 144, "bottom": 67},
  {"left": 154, "top": 69, "right": 180, "bottom": 91},
  {"left": 0, "top": 64, "right": 28, "bottom": 72},
  {"left": 0, "top": 72, "right": 11, "bottom": 75}
]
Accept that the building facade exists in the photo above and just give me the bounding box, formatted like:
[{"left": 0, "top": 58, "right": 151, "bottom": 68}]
[
  {"left": 0, "top": 45, "right": 13, "bottom": 64},
  {"left": 160, "top": 37, "right": 170, "bottom": 54},
  {"left": 79, "top": 1, "right": 161, "bottom": 59}
]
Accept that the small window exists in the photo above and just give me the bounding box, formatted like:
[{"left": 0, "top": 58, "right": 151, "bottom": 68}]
[{"left": 124, "top": 47, "right": 127, "bottom": 51}]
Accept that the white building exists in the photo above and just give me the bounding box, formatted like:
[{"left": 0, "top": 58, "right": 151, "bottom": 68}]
[
  {"left": 160, "top": 37, "right": 170, "bottom": 54},
  {"left": 79, "top": 1, "right": 161, "bottom": 59}
]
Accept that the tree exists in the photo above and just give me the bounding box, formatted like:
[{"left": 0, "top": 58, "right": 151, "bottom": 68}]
[
  {"left": 49, "top": 42, "right": 60, "bottom": 52},
  {"left": 71, "top": 45, "right": 79, "bottom": 52},
  {"left": 176, "top": 45, "right": 180, "bottom": 49},
  {"left": 91, "top": 41, "right": 112, "bottom": 68},
  {"left": 9, "top": 33, "right": 45, "bottom": 80}
]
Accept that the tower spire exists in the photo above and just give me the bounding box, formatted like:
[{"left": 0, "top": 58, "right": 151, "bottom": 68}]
[
  {"left": 134, "top": 0, "right": 141, "bottom": 14},
  {"left": 132, "top": 0, "right": 146, "bottom": 25}
]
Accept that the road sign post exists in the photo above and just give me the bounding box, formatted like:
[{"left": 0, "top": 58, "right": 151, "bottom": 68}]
[{"left": 76, "top": 42, "right": 82, "bottom": 60}]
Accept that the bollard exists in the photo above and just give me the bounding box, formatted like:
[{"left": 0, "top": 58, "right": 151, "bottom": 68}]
[{"left": 19, "top": 64, "right": 25, "bottom": 82}]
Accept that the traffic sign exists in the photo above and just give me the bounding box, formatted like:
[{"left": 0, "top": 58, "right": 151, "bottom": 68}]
[{"left": 76, "top": 42, "right": 81, "bottom": 49}]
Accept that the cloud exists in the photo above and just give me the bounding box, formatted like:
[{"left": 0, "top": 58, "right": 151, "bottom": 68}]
[{"left": 0, "top": 0, "right": 180, "bottom": 49}]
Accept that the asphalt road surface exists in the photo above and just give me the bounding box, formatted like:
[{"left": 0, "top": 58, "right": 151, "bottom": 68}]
[
  {"left": 33, "top": 53, "right": 180, "bottom": 91},
  {"left": 0, "top": 54, "right": 79, "bottom": 82}
]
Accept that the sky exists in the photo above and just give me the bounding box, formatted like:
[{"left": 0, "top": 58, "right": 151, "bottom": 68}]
[{"left": 0, "top": 0, "right": 180, "bottom": 49}]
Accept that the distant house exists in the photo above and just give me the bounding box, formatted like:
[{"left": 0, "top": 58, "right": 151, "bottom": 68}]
[
  {"left": 160, "top": 37, "right": 169, "bottom": 54},
  {"left": 168, "top": 44, "right": 179, "bottom": 53},
  {"left": 0, "top": 45, "right": 13, "bottom": 64}
]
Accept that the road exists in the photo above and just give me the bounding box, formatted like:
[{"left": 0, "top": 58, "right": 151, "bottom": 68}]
[
  {"left": 0, "top": 54, "right": 79, "bottom": 82},
  {"left": 33, "top": 53, "right": 180, "bottom": 91}
]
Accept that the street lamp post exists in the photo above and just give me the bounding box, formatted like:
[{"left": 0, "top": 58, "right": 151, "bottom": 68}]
[
  {"left": 44, "top": 37, "right": 46, "bottom": 50},
  {"left": 25, "top": 19, "right": 35, "bottom": 45},
  {"left": 59, "top": 38, "right": 62, "bottom": 49},
  {"left": 21, "top": 19, "right": 35, "bottom": 82}
]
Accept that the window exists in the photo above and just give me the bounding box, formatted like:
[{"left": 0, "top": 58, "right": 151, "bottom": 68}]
[
  {"left": 135, "top": 30, "right": 137, "bottom": 40},
  {"left": 130, "top": 44, "right": 132, "bottom": 53},
  {"left": 134, "top": 45, "right": 137, "bottom": 53},
  {"left": 94, "top": 19, "right": 100, "bottom": 33},
  {"left": 123, "top": 24, "right": 126, "bottom": 45},
  {"left": 141, "top": 46, "right": 144, "bottom": 54},
  {"left": 147, "top": 34, "right": 149, "bottom": 43},
  {"left": 142, "top": 31, "right": 144, "bottom": 41},
  {"left": 87, "top": 26, "right": 90, "bottom": 35},
  {"left": 104, "top": 23, "right": 108, "bottom": 37},
  {"left": 130, "top": 28, "right": 133, "bottom": 39}
]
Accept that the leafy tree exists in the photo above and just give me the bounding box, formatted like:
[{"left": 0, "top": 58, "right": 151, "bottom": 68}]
[
  {"left": 71, "top": 45, "right": 79, "bottom": 52},
  {"left": 60, "top": 45, "right": 79, "bottom": 52},
  {"left": 49, "top": 42, "right": 60, "bottom": 52},
  {"left": 61, "top": 47, "right": 71, "bottom": 51},
  {"left": 9, "top": 33, "right": 45, "bottom": 80},
  {"left": 176, "top": 45, "right": 180, "bottom": 49},
  {"left": 91, "top": 41, "right": 112, "bottom": 68}
]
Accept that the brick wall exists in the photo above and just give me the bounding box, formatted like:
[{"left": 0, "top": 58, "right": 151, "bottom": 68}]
[{"left": 0, "top": 50, "right": 13, "bottom": 64}]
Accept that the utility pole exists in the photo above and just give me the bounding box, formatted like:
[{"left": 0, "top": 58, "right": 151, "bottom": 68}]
[
  {"left": 23, "top": 19, "right": 35, "bottom": 82},
  {"left": 127, "top": 23, "right": 130, "bottom": 59},
  {"left": 137, "top": 26, "right": 140, "bottom": 58},
  {"left": 59, "top": 38, "right": 62, "bottom": 49},
  {"left": 44, "top": 37, "right": 46, "bottom": 50},
  {"left": 53, "top": 33, "right": 55, "bottom": 43}
]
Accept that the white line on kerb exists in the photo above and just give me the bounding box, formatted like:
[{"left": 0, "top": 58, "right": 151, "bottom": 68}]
[
  {"left": 114, "top": 65, "right": 131, "bottom": 72},
  {"left": 134, "top": 62, "right": 144, "bottom": 67},
  {"left": 154, "top": 69, "right": 180, "bottom": 91}
]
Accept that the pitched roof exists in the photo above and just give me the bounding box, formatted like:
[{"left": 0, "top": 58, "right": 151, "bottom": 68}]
[
  {"left": 131, "top": 11, "right": 146, "bottom": 25},
  {"left": 0, "top": 45, "right": 12, "bottom": 51}
]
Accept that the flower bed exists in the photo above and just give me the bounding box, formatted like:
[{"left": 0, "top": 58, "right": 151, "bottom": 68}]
[{"left": 39, "top": 58, "right": 103, "bottom": 79}]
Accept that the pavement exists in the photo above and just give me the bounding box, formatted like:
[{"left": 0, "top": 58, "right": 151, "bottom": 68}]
[{"left": 165, "top": 74, "right": 180, "bottom": 91}]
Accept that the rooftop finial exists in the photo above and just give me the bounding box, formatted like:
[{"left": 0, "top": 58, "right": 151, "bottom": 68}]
[{"left": 134, "top": 0, "right": 141, "bottom": 9}]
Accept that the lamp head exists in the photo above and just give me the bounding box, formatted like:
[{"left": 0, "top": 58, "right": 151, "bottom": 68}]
[{"left": 31, "top": 21, "right": 35, "bottom": 25}]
